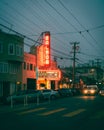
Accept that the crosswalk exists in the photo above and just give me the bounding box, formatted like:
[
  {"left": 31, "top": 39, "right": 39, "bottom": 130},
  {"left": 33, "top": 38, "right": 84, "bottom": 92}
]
[
  {"left": 63, "top": 109, "right": 86, "bottom": 117},
  {"left": 18, "top": 107, "right": 46, "bottom": 115},
  {"left": 39, "top": 108, "right": 66, "bottom": 116},
  {"left": 17, "top": 107, "right": 86, "bottom": 118}
]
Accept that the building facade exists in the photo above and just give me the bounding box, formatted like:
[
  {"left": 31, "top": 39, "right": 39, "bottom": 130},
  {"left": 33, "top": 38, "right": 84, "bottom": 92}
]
[
  {"left": 0, "top": 31, "right": 61, "bottom": 102},
  {"left": 23, "top": 52, "right": 37, "bottom": 90},
  {"left": 23, "top": 52, "right": 61, "bottom": 91},
  {"left": 0, "top": 30, "right": 24, "bottom": 99}
]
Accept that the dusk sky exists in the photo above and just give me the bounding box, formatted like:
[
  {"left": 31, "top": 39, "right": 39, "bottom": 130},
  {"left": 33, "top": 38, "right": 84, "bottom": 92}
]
[{"left": 0, "top": 0, "right": 104, "bottom": 67}]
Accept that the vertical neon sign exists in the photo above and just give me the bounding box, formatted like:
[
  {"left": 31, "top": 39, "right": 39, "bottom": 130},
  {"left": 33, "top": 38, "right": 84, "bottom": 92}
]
[{"left": 44, "top": 32, "right": 50, "bottom": 66}]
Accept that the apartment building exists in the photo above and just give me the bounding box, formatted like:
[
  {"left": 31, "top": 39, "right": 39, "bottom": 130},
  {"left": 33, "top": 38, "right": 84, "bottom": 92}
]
[{"left": 0, "top": 30, "right": 24, "bottom": 99}]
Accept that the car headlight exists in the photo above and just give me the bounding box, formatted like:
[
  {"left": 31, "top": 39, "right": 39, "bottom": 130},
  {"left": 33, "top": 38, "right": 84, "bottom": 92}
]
[
  {"left": 83, "top": 90, "right": 88, "bottom": 94},
  {"left": 90, "top": 90, "right": 95, "bottom": 94}
]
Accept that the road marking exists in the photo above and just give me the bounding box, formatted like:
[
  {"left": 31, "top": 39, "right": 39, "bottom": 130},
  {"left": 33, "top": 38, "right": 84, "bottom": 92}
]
[
  {"left": 18, "top": 107, "right": 46, "bottom": 115},
  {"left": 39, "top": 108, "right": 66, "bottom": 116},
  {"left": 63, "top": 109, "right": 86, "bottom": 117}
]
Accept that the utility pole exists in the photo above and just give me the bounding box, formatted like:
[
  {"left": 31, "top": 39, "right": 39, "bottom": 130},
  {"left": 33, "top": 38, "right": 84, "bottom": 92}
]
[
  {"left": 95, "top": 59, "right": 101, "bottom": 82},
  {"left": 70, "top": 42, "right": 79, "bottom": 87}
]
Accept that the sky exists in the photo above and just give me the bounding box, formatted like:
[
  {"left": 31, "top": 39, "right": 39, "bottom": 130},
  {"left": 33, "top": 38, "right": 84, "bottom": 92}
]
[{"left": 0, "top": 0, "right": 104, "bottom": 67}]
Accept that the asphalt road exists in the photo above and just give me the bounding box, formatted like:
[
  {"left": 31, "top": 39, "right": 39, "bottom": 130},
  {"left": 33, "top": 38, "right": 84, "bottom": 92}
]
[{"left": 0, "top": 96, "right": 104, "bottom": 130}]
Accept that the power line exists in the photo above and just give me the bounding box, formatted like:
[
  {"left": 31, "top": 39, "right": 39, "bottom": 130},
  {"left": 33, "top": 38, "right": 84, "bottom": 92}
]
[
  {"left": 45, "top": 0, "right": 99, "bottom": 51},
  {"left": 58, "top": 0, "right": 104, "bottom": 52},
  {"left": 0, "top": 23, "right": 40, "bottom": 45},
  {"left": 0, "top": 23, "right": 73, "bottom": 59},
  {"left": 45, "top": 0, "right": 78, "bottom": 31},
  {"left": 0, "top": 0, "right": 43, "bottom": 30}
]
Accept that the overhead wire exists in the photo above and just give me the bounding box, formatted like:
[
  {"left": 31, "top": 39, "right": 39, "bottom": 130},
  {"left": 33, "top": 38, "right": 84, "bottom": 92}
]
[
  {"left": 0, "top": 23, "right": 73, "bottom": 59},
  {"left": 16, "top": 0, "right": 70, "bottom": 55},
  {"left": 17, "top": 0, "right": 51, "bottom": 28},
  {"left": 34, "top": 0, "right": 72, "bottom": 53},
  {"left": 0, "top": 0, "right": 43, "bottom": 30},
  {"left": 45, "top": 0, "right": 103, "bottom": 56},
  {"left": 1, "top": 0, "right": 104, "bottom": 66},
  {"left": 0, "top": 3, "right": 40, "bottom": 35},
  {"left": 0, "top": 23, "right": 40, "bottom": 45},
  {"left": 58, "top": 0, "right": 104, "bottom": 52}
]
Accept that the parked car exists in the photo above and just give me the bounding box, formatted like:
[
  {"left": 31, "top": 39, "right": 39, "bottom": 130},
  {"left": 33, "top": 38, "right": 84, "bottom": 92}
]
[
  {"left": 58, "top": 88, "right": 73, "bottom": 97},
  {"left": 6, "top": 89, "right": 43, "bottom": 104},
  {"left": 40, "top": 89, "right": 60, "bottom": 100},
  {"left": 82, "top": 85, "right": 98, "bottom": 95},
  {"left": 98, "top": 87, "right": 104, "bottom": 96}
]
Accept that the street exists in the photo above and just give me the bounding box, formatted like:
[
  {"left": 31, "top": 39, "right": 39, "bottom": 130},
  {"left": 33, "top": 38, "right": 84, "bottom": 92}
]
[{"left": 0, "top": 96, "right": 104, "bottom": 130}]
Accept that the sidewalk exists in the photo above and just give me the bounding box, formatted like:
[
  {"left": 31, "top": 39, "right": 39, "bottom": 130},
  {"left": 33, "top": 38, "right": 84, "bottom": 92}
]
[
  {"left": 0, "top": 104, "right": 36, "bottom": 114},
  {"left": 0, "top": 100, "right": 51, "bottom": 114}
]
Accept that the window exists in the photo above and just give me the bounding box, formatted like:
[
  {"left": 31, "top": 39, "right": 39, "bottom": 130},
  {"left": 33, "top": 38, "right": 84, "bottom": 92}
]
[
  {"left": 4, "top": 63, "right": 8, "bottom": 73},
  {"left": 16, "top": 45, "right": 23, "bottom": 56},
  {"left": 16, "top": 45, "right": 19, "bottom": 56},
  {"left": 8, "top": 44, "right": 15, "bottom": 55},
  {"left": 0, "top": 62, "right": 8, "bottom": 73},
  {"left": 0, "top": 42, "right": 3, "bottom": 53},
  {"left": 9, "top": 63, "right": 18, "bottom": 74},
  {"left": 30, "top": 64, "right": 33, "bottom": 70},
  {"left": 24, "top": 62, "right": 26, "bottom": 70}
]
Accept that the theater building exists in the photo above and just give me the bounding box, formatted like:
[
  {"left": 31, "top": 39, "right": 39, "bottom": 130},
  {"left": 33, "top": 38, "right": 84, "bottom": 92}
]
[
  {"left": 23, "top": 32, "right": 61, "bottom": 90},
  {"left": 23, "top": 52, "right": 61, "bottom": 90}
]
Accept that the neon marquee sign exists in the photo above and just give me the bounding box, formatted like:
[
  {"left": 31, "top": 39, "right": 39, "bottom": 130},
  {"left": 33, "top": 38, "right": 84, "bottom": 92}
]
[
  {"left": 37, "top": 32, "right": 51, "bottom": 67},
  {"left": 44, "top": 32, "right": 50, "bottom": 66},
  {"left": 38, "top": 70, "right": 61, "bottom": 80}
]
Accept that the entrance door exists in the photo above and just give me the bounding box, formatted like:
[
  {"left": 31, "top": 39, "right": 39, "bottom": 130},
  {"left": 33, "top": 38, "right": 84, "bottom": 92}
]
[
  {"left": 27, "top": 78, "right": 36, "bottom": 90},
  {"left": 51, "top": 81, "right": 55, "bottom": 90}
]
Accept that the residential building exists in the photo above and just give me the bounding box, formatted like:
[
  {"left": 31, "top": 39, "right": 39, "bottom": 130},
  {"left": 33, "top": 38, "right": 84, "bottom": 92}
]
[{"left": 0, "top": 30, "right": 24, "bottom": 100}]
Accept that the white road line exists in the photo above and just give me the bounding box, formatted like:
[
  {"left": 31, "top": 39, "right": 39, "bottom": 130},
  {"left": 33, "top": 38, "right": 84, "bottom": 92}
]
[
  {"left": 63, "top": 109, "right": 86, "bottom": 117},
  {"left": 18, "top": 107, "right": 46, "bottom": 115},
  {"left": 39, "top": 108, "right": 66, "bottom": 116}
]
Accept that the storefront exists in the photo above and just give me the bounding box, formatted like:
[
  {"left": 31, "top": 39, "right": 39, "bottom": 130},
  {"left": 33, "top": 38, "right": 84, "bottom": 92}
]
[{"left": 36, "top": 69, "right": 61, "bottom": 90}]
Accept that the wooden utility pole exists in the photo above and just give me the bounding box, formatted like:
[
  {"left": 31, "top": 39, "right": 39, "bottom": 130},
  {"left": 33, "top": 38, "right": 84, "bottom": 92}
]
[
  {"left": 95, "top": 59, "right": 101, "bottom": 82},
  {"left": 70, "top": 42, "right": 79, "bottom": 87}
]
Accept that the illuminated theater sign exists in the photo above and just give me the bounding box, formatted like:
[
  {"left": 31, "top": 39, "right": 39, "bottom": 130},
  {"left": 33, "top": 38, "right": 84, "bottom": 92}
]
[
  {"left": 43, "top": 32, "right": 50, "bottom": 66},
  {"left": 38, "top": 70, "right": 61, "bottom": 80},
  {"left": 37, "top": 32, "right": 51, "bottom": 67}
]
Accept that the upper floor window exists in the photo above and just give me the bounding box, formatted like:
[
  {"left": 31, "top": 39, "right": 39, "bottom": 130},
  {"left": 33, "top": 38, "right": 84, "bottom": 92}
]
[
  {"left": 24, "top": 62, "right": 26, "bottom": 70},
  {"left": 0, "top": 42, "right": 3, "bottom": 53},
  {"left": 8, "top": 44, "right": 15, "bottom": 55},
  {"left": 30, "top": 64, "right": 33, "bottom": 70},
  {"left": 16, "top": 45, "right": 23, "bottom": 56}
]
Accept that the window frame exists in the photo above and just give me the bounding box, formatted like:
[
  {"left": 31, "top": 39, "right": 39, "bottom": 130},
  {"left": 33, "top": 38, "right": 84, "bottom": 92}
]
[{"left": 8, "top": 43, "right": 15, "bottom": 55}]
